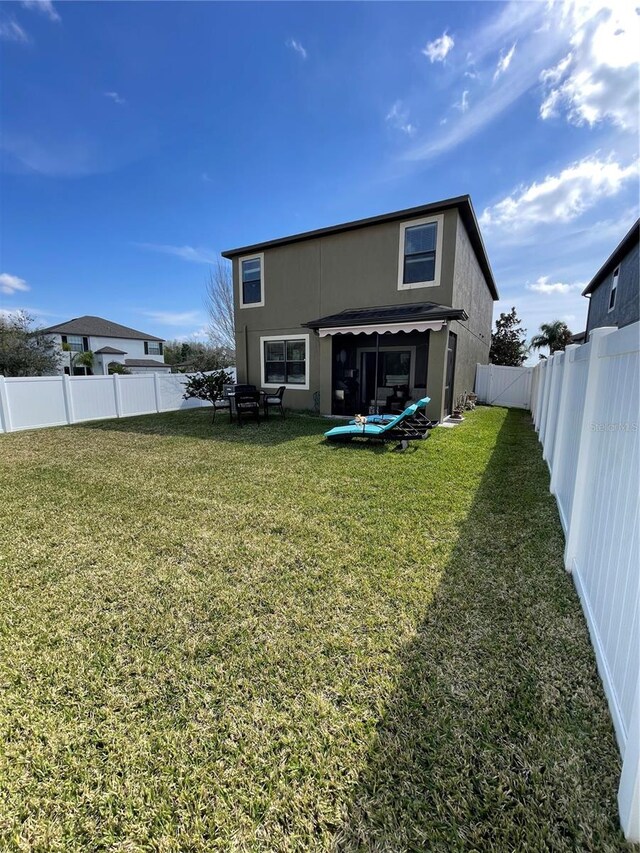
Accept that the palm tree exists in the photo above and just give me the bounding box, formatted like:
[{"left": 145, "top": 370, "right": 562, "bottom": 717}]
[
  {"left": 530, "top": 320, "right": 573, "bottom": 356},
  {"left": 70, "top": 349, "right": 94, "bottom": 375}
]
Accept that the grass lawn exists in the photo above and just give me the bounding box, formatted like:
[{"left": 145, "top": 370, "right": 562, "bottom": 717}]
[{"left": 0, "top": 407, "right": 629, "bottom": 851}]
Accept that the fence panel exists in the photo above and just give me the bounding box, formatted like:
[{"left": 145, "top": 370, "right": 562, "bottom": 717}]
[
  {"left": 474, "top": 364, "right": 532, "bottom": 408},
  {"left": 157, "top": 373, "right": 206, "bottom": 411},
  {"left": 2, "top": 376, "right": 68, "bottom": 431},
  {"left": 117, "top": 374, "right": 157, "bottom": 416},
  {"left": 69, "top": 375, "right": 118, "bottom": 422}
]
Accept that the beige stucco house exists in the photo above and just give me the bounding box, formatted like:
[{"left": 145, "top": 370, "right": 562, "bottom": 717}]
[{"left": 222, "top": 195, "right": 498, "bottom": 422}]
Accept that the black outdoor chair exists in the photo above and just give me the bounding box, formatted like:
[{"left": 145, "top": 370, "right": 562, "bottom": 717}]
[
  {"left": 234, "top": 390, "right": 261, "bottom": 427},
  {"left": 212, "top": 383, "right": 234, "bottom": 423},
  {"left": 263, "top": 386, "right": 286, "bottom": 418}
]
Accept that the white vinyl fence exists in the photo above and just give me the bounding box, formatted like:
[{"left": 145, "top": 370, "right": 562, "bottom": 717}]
[
  {"left": 0, "top": 372, "right": 211, "bottom": 433},
  {"left": 531, "top": 323, "right": 640, "bottom": 843},
  {"left": 475, "top": 363, "right": 532, "bottom": 408}
]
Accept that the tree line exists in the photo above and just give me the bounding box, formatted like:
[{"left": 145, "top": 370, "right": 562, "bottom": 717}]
[{"left": 489, "top": 307, "right": 575, "bottom": 367}]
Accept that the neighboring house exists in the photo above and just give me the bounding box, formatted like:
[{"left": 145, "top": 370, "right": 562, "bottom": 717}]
[
  {"left": 583, "top": 219, "right": 639, "bottom": 339},
  {"left": 40, "top": 316, "right": 170, "bottom": 375},
  {"left": 222, "top": 195, "right": 498, "bottom": 421}
]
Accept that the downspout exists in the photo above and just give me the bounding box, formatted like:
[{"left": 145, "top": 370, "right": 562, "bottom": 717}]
[{"left": 244, "top": 324, "right": 249, "bottom": 384}]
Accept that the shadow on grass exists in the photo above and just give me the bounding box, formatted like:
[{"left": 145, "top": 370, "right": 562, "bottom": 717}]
[
  {"left": 337, "top": 409, "right": 627, "bottom": 851},
  {"left": 82, "top": 408, "right": 332, "bottom": 447}
]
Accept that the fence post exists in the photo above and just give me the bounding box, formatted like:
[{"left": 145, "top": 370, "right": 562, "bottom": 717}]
[
  {"left": 538, "top": 357, "right": 552, "bottom": 442},
  {"left": 0, "top": 376, "right": 12, "bottom": 433},
  {"left": 153, "top": 372, "right": 161, "bottom": 413},
  {"left": 543, "top": 350, "right": 564, "bottom": 465},
  {"left": 112, "top": 373, "right": 122, "bottom": 417},
  {"left": 619, "top": 682, "right": 640, "bottom": 842},
  {"left": 563, "top": 326, "right": 616, "bottom": 572},
  {"left": 61, "top": 374, "right": 75, "bottom": 424},
  {"left": 536, "top": 360, "right": 549, "bottom": 435},
  {"left": 549, "top": 345, "right": 579, "bottom": 495}
]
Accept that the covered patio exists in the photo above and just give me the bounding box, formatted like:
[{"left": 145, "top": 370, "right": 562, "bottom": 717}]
[{"left": 304, "top": 302, "right": 467, "bottom": 418}]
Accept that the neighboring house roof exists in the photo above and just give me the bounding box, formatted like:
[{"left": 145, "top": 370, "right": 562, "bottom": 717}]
[
  {"left": 570, "top": 331, "right": 586, "bottom": 344},
  {"left": 221, "top": 195, "right": 499, "bottom": 300},
  {"left": 304, "top": 301, "right": 468, "bottom": 330},
  {"left": 41, "top": 315, "right": 164, "bottom": 342},
  {"left": 124, "top": 359, "right": 169, "bottom": 368},
  {"left": 582, "top": 219, "right": 640, "bottom": 296},
  {"left": 94, "top": 346, "right": 127, "bottom": 355}
]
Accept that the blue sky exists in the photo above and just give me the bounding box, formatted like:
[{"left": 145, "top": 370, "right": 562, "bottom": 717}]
[{"left": 1, "top": 1, "right": 638, "bottom": 350}]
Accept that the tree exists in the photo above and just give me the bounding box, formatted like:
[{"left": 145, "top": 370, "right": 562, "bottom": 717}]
[
  {"left": 206, "top": 259, "right": 235, "bottom": 355},
  {"left": 182, "top": 369, "right": 234, "bottom": 412},
  {"left": 489, "top": 307, "right": 528, "bottom": 366},
  {"left": 0, "top": 310, "right": 61, "bottom": 376},
  {"left": 164, "top": 340, "right": 233, "bottom": 372},
  {"left": 63, "top": 345, "right": 94, "bottom": 376},
  {"left": 530, "top": 320, "right": 573, "bottom": 357},
  {"left": 107, "top": 361, "right": 131, "bottom": 375}
]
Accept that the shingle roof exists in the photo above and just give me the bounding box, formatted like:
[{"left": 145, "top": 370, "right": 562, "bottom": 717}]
[
  {"left": 124, "top": 359, "right": 170, "bottom": 369},
  {"left": 221, "top": 194, "right": 499, "bottom": 300},
  {"left": 94, "top": 346, "right": 127, "bottom": 355},
  {"left": 582, "top": 219, "right": 640, "bottom": 296},
  {"left": 304, "top": 302, "right": 468, "bottom": 330},
  {"left": 40, "top": 315, "right": 164, "bottom": 342}
]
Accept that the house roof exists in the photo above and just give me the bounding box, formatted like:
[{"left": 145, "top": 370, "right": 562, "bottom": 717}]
[
  {"left": 94, "top": 346, "right": 127, "bottom": 355},
  {"left": 124, "top": 359, "right": 169, "bottom": 368},
  {"left": 582, "top": 219, "right": 640, "bottom": 296},
  {"left": 221, "top": 195, "right": 499, "bottom": 300},
  {"left": 41, "top": 315, "right": 164, "bottom": 342},
  {"left": 304, "top": 301, "right": 468, "bottom": 330}
]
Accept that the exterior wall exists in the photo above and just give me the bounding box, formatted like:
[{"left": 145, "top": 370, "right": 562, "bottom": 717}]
[
  {"left": 234, "top": 208, "right": 460, "bottom": 416},
  {"left": 451, "top": 216, "right": 494, "bottom": 406},
  {"left": 586, "top": 242, "right": 639, "bottom": 336},
  {"left": 49, "top": 334, "right": 165, "bottom": 375}
]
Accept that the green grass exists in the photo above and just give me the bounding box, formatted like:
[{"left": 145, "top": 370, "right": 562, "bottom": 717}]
[{"left": 0, "top": 407, "right": 628, "bottom": 851}]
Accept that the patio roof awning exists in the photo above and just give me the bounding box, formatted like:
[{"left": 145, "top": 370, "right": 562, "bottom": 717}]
[{"left": 303, "top": 301, "right": 467, "bottom": 337}]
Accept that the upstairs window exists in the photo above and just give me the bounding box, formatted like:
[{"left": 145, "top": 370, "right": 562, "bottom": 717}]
[
  {"left": 240, "top": 254, "right": 264, "bottom": 307},
  {"left": 62, "top": 334, "right": 87, "bottom": 352},
  {"left": 398, "top": 214, "right": 443, "bottom": 290},
  {"left": 145, "top": 341, "right": 163, "bottom": 356},
  {"left": 608, "top": 267, "right": 619, "bottom": 312}
]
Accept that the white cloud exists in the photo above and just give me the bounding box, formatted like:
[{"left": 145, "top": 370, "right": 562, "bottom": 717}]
[
  {"left": 493, "top": 42, "right": 517, "bottom": 81},
  {"left": 479, "top": 155, "right": 639, "bottom": 231},
  {"left": 135, "top": 243, "right": 219, "bottom": 264},
  {"left": 142, "top": 310, "right": 204, "bottom": 326},
  {"left": 0, "top": 19, "right": 29, "bottom": 43},
  {"left": 385, "top": 101, "right": 416, "bottom": 136},
  {"left": 422, "top": 32, "right": 454, "bottom": 63},
  {"left": 539, "top": 2, "right": 639, "bottom": 131},
  {"left": 21, "top": 0, "right": 60, "bottom": 21},
  {"left": 104, "top": 91, "right": 126, "bottom": 105},
  {"left": 455, "top": 90, "right": 470, "bottom": 113},
  {"left": 526, "top": 276, "right": 583, "bottom": 294},
  {"left": 286, "top": 38, "right": 307, "bottom": 60},
  {"left": 0, "top": 273, "right": 30, "bottom": 295}
]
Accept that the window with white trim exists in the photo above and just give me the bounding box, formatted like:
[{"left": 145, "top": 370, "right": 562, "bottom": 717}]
[
  {"left": 261, "top": 335, "right": 309, "bottom": 389},
  {"left": 240, "top": 254, "right": 264, "bottom": 307},
  {"left": 398, "top": 214, "right": 443, "bottom": 290},
  {"left": 608, "top": 267, "right": 619, "bottom": 312},
  {"left": 145, "top": 341, "right": 163, "bottom": 356}
]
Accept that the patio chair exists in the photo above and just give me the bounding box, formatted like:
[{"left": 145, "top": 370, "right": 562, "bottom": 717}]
[
  {"left": 235, "top": 390, "right": 261, "bottom": 427},
  {"left": 263, "top": 386, "right": 285, "bottom": 418},
  {"left": 212, "top": 383, "right": 234, "bottom": 423},
  {"left": 324, "top": 396, "right": 434, "bottom": 450}
]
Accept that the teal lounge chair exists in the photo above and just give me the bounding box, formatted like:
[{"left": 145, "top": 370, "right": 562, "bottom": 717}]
[{"left": 324, "top": 396, "right": 434, "bottom": 450}]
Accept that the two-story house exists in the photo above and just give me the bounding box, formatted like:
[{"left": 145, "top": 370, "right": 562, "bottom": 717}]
[
  {"left": 583, "top": 219, "right": 639, "bottom": 339},
  {"left": 40, "top": 315, "right": 170, "bottom": 375},
  {"left": 222, "top": 195, "right": 498, "bottom": 422}
]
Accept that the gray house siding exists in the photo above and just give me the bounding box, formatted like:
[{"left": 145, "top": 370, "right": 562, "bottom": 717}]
[
  {"left": 586, "top": 242, "right": 639, "bottom": 336},
  {"left": 451, "top": 216, "right": 494, "bottom": 405},
  {"left": 231, "top": 202, "right": 496, "bottom": 421}
]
